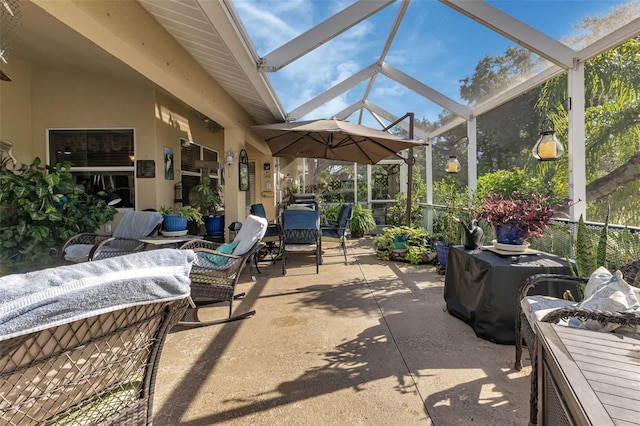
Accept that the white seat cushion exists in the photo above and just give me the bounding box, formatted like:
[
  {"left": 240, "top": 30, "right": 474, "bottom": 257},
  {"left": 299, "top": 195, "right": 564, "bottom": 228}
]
[
  {"left": 520, "top": 295, "right": 575, "bottom": 330},
  {"left": 569, "top": 269, "right": 640, "bottom": 333},
  {"left": 64, "top": 244, "right": 95, "bottom": 262}
]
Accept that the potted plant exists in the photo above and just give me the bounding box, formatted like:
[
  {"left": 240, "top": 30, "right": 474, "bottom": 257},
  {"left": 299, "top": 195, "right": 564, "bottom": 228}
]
[
  {"left": 432, "top": 176, "right": 468, "bottom": 271},
  {"left": 476, "top": 190, "right": 562, "bottom": 249},
  {"left": 373, "top": 226, "right": 434, "bottom": 264},
  {"left": 349, "top": 204, "right": 376, "bottom": 238},
  {"left": 189, "top": 175, "right": 224, "bottom": 236},
  {"left": 0, "top": 158, "right": 117, "bottom": 273},
  {"left": 159, "top": 205, "right": 203, "bottom": 234}
]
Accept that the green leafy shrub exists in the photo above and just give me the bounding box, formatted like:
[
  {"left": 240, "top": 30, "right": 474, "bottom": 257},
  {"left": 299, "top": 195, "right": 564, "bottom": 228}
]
[
  {"left": 432, "top": 176, "right": 469, "bottom": 244},
  {"left": 0, "top": 158, "right": 117, "bottom": 271},
  {"left": 350, "top": 204, "right": 376, "bottom": 236},
  {"left": 189, "top": 174, "right": 222, "bottom": 216},
  {"left": 322, "top": 204, "right": 342, "bottom": 223},
  {"left": 373, "top": 226, "right": 432, "bottom": 264},
  {"left": 386, "top": 177, "right": 426, "bottom": 227}
]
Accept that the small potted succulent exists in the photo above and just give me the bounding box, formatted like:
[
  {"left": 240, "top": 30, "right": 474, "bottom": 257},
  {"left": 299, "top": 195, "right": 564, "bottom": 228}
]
[{"left": 476, "top": 190, "right": 562, "bottom": 246}]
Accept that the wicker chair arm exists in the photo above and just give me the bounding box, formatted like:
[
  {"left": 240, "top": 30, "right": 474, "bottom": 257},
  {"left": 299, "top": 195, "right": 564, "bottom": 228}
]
[
  {"left": 90, "top": 237, "right": 146, "bottom": 261},
  {"left": 179, "top": 239, "right": 223, "bottom": 251},
  {"left": 192, "top": 246, "right": 242, "bottom": 261},
  {"left": 517, "top": 273, "right": 588, "bottom": 302},
  {"left": 59, "top": 233, "right": 110, "bottom": 258},
  {"left": 541, "top": 305, "right": 640, "bottom": 326}
]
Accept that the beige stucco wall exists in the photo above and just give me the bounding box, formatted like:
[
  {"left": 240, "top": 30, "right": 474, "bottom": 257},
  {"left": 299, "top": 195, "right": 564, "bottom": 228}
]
[
  {"left": 0, "top": 57, "right": 33, "bottom": 162},
  {"left": 1, "top": 1, "right": 281, "bottom": 229},
  {"left": 0, "top": 55, "right": 231, "bottom": 212},
  {"left": 153, "top": 91, "right": 225, "bottom": 210}
]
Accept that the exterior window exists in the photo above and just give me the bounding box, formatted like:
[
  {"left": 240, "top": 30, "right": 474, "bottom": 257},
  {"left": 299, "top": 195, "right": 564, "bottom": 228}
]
[
  {"left": 48, "top": 129, "right": 135, "bottom": 209},
  {"left": 179, "top": 139, "right": 220, "bottom": 204}
]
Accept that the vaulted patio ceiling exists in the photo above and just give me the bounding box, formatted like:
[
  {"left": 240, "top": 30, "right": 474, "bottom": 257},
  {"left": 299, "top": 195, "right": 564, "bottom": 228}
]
[{"left": 140, "top": 0, "right": 640, "bottom": 139}]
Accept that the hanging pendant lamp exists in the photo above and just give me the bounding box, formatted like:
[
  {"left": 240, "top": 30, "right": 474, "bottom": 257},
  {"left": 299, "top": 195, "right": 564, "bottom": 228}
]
[{"left": 532, "top": 115, "right": 564, "bottom": 161}]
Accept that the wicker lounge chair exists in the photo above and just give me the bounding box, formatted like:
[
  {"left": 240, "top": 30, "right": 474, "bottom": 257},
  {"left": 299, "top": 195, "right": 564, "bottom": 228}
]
[
  {"left": 178, "top": 214, "right": 268, "bottom": 327},
  {"left": 0, "top": 249, "right": 193, "bottom": 426},
  {"left": 60, "top": 210, "right": 164, "bottom": 262},
  {"left": 515, "top": 259, "right": 640, "bottom": 424}
]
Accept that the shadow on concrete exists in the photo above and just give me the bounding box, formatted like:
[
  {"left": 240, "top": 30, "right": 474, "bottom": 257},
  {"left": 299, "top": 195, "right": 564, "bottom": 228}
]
[{"left": 154, "top": 239, "right": 530, "bottom": 425}]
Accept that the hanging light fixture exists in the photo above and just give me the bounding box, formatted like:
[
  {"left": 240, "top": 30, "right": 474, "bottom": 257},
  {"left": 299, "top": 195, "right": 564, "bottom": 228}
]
[
  {"left": 446, "top": 156, "right": 461, "bottom": 174},
  {"left": 532, "top": 112, "right": 564, "bottom": 161}
]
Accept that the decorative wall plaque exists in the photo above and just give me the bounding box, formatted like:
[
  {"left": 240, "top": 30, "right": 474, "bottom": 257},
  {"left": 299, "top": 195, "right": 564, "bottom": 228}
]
[{"left": 136, "top": 160, "right": 155, "bottom": 178}]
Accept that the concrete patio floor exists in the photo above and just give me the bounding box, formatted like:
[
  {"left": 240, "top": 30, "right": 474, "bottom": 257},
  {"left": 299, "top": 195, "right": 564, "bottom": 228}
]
[{"left": 154, "top": 238, "right": 532, "bottom": 425}]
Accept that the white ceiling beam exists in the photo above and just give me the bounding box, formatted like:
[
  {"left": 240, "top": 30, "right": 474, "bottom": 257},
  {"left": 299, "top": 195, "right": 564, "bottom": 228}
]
[
  {"left": 287, "top": 62, "right": 382, "bottom": 121},
  {"left": 361, "top": 0, "right": 410, "bottom": 105},
  {"left": 472, "top": 64, "right": 564, "bottom": 117},
  {"left": 201, "top": 0, "right": 286, "bottom": 120},
  {"left": 364, "top": 101, "right": 430, "bottom": 141},
  {"left": 425, "top": 65, "right": 564, "bottom": 139},
  {"left": 380, "top": 63, "right": 472, "bottom": 119},
  {"left": 441, "top": 0, "right": 576, "bottom": 69},
  {"left": 577, "top": 17, "right": 640, "bottom": 62},
  {"left": 428, "top": 117, "right": 466, "bottom": 139},
  {"left": 334, "top": 101, "right": 365, "bottom": 121},
  {"left": 258, "top": 0, "right": 394, "bottom": 72}
]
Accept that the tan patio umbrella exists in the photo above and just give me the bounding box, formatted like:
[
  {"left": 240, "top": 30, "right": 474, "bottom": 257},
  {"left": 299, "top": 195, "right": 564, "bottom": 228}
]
[
  {"left": 251, "top": 118, "right": 422, "bottom": 165},
  {"left": 252, "top": 117, "right": 425, "bottom": 226}
]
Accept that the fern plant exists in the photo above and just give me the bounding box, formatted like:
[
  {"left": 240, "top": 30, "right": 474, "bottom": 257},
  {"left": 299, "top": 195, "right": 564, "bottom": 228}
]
[
  {"left": 569, "top": 214, "right": 611, "bottom": 301},
  {"left": 574, "top": 215, "right": 597, "bottom": 278}
]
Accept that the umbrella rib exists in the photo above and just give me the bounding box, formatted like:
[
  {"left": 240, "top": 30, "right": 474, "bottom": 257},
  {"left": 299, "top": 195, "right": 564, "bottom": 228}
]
[
  {"left": 268, "top": 132, "right": 325, "bottom": 156},
  {"left": 349, "top": 136, "right": 376, "bottom": 164}
]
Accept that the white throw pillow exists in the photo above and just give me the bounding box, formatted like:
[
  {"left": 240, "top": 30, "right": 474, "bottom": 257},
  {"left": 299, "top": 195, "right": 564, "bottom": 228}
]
[
  {"left": 583, "top": 266, "right": 613, "bottom": 296},
  {"left": 568, "top": 270, "right": 640, "bottom": 332}
]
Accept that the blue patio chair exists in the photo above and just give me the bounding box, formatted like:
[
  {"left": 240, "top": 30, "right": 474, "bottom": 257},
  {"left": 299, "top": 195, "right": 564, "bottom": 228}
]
[
  {"left": 281, "top": 208, "right": 321, "bottom": 274},
  {"left": 321, "top": 203, "right": 353, "bottom": 264},
  {"left": 250, "top": 203, "right": 282, "bottom": 263}
]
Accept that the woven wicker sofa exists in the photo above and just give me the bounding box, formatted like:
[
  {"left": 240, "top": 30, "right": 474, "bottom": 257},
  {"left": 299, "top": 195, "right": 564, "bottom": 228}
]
[
  {"left": 515, "top": 258, "right": 640, "bottom": 424},
  {"left": 0, "top": 249, "right": 193, "bottom": 425}
]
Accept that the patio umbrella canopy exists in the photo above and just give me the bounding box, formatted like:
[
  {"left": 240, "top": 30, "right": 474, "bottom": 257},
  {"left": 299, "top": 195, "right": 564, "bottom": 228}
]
[{"left": 252, "top": 118, "right": 422, "bottom": 165}]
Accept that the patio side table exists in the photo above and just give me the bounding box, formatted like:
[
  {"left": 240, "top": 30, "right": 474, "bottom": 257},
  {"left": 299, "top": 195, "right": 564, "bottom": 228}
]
[
  {"left": 443, "top": 246, "right": 571, "bottom": 344},
  {"left": 535, "top": 322, "right": 640, "bottom": 425}
]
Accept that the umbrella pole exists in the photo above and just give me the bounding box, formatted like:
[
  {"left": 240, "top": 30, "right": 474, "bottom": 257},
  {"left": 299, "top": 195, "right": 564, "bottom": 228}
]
[{"left": 405, "top": 113, "right": 414, "bottom": 227}]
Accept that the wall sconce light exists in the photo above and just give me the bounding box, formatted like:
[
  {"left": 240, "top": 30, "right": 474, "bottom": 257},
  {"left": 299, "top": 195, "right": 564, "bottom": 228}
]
[
  {"left": 532, "top": 115, "right": 564, "bottom": 161},
  {"left": 446, "top": 156, "right": 461, "bottom": 174},
  {"left": 225, "top": 150, "right": 236, "bottom": 166},
  {"left": 225, "top": 150, "right": 237, "bottom": 177}
]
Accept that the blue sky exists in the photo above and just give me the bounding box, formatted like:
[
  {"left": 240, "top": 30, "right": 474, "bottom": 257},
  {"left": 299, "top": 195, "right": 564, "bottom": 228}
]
[{"left": 231, "top": 0, "right": 632, "bottom": 129}]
